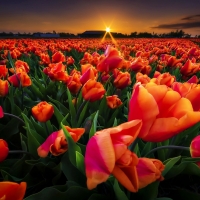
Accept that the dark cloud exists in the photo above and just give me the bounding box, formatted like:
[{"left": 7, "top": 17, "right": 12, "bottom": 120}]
[
  {"left": 152, "top": 15, "right": 200, "bottom": 29},
  {"left": 181, "top": 14, "right": 200, "bottom": 20}
]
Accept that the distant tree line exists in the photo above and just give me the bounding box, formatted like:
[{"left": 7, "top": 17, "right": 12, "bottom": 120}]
[{"left": 0, "top": 30, "right": 199, "bottom": 38}]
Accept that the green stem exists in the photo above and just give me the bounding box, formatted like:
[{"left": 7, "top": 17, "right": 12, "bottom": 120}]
[
  {"left": 44, "top": 122, "right": 49, "bottom": 136},
  {"left": 9, "top": 150, "right": 37, "bottom": 159},
  {"left": 75, "top": 84, "right": 84, "bottom": 111},
  {"left": 75, "top": 100, "right": 88, "bottom": 122},
  {"left": 145, "top": 145, "right": 190, "bottom": 157},
  {"left": 4, "top": 113, "right": 25, "bottom": 124}
]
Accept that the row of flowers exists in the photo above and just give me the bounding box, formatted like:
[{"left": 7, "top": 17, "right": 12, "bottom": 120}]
[{"left": 0, "top": 38, "right": 200, "bottom": 199}]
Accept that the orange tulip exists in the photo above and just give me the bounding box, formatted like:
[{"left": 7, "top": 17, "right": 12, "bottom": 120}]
[
  {"left": 37, "top": 126, "right": 85, "bottom": 157},
  {"left": 136, "top": 72, "right": 151, "bottom": 84},
  {"left": 66, "top": 72, "right": 82, "bottom": 94},
  {"left": 136, "top": 158, "right": 164, "bottom": 189},
  {"left": 180, "top": 59, "right": 199, "bottom": 77},
  {"left": 0, "top": 139, "right": 9, "bottom": 162},
  {"left": 85, "top": 120, "right": 142, "bottom": 192},
  {"left": 66, "top": 56, "right": 75, "bottom": 65},
  {"left": 52, "top": 51, "right": 66, "bottom": 63},
  {"left": 172, "top": 82, "right": 200, "bottom": 111},
  {"left": 82, "top": 79, "right": 106, "bottom": 102},
  {"left": 0, "top": 80, "right": 9, "bottom": 97},
  {"left": 153, "top": 72, "right": 176, "bottom": 87},
  {"left": 0, "top": 65, "right": 8, "bottom": 78},
  {"left": 7, "top": 72, "right": 31, "bottom": 87},
  {"left": 128, "top": 82, "right": 200, "bottom": 142},
  {"left": 0, "top": 181, "right": 26, "bottom": 200},
  {"left": 97, "top": 45, "right": 123, "bottom": 72},
  {"left": 106, "top": 95, "right": 122, "bottom": 109},
  {"left": 113, "top": 71, "right": 131, "bottom": 89},
  {"left": 190, "top": 135, "right": 200, "bottom": 167},
  {"left": 80, "top": 66, "right": 97, "bottom": 85},
  {"left": 32, "top": 101, "right": 54, "bottom": 122}
]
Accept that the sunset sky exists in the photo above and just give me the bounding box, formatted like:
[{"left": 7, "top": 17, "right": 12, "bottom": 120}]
[{"left": 1, "top": 0, "right": 200, "bottom": 36}]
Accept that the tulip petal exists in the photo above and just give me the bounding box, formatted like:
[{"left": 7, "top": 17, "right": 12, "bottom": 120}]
[
  {"left": 128, "top": 84, "right": 159, "bottom": 138},
  {"left": 144, "top": 111, "right": 200, "bottom": 142},
  {"left": 85, "top": 133, "right": 115, "bottom": 190},
  {"left": 0, "top": 182, "right": 26, "bottom": 200},
  {"left": 112, "top": 153, "right": 139, "bottom": 192}
]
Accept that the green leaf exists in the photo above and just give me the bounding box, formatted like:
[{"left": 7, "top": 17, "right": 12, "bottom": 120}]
[
  {"left": 89, "top": 110, "right": 99, "bottom": 138},
  {"left": 48, "top": 96, "right": 69, "bottom": 115},
  {"left": 141, "top": 142, "right": 155, "bottom": 157},
  {"left": 113, "top": 179, "right": 129, "bottom": 200},
  {"left": 77, "top": 100, "right": 89, "bottom": 127},
  {"left": 67, "top": 88, "right": 76, "bottom": 127},
  {"left": 61, "top": 122, "right": 81, "bottom": 167},
  {"left": 162, "top": 156, "right": 181, "bottom": 176},
  {"left": 24, "top": 187, "right": 68, "bottom": 200},
  {"left": 76, "top": 151, "right": 85, "bottom": 175},
  {"left": 136, "top": 181, "right": 159, "bottom": 200},
  {"left": 61, "top": 152, "right": 86, "bottom": 187},
  {"left": 49, "top": 102, "right": 69, "bottom": 127},
  {"left": 155, "top": 198, "right": 173, "bottom": 200}
]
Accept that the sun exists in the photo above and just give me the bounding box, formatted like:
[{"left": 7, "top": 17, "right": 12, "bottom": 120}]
[{"left": 106, "top": 27, "right": 110, "bottom": 32}]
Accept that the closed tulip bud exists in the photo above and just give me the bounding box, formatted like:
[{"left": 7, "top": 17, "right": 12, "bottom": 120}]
[
  {"left": 82, "top": 79, "right": 106, "bottom": 102},
  {"left": 52, "top": 51, "right": 66, "bottom": 63},
  {"left": 113, "top": 71, "right": 131, "bottom": 89},
  {"left": 190, "top": 135, "right": 200, "bottom": 167},
  {"left": 32, "top": 101, "right": 54, "bottom": 122},
  {"left": 0, "top": 139, "right": 9, "bottom": 162},
  {"left": 106, "top": 95, "right": 122, "bottom": 109},
  {"left": 0, "top": 65, "right": 8, "bottom": 78},
  {"left": 0, "top": 80, "right": 9, "bottom": 97},
  {"left": 136, "top": 158, "right": 165, "bottom": 189}
]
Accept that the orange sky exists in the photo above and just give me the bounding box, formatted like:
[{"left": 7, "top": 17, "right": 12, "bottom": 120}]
[{"left": 0, "top": 0, "right": 200, "bottom": 36}]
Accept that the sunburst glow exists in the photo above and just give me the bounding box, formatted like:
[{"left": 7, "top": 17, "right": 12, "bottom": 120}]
[{"left": 106, "top": 27, "right": 110, "bottom": 32}]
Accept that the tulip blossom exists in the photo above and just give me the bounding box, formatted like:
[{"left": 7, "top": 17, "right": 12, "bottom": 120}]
[
  {"left": 82, "top": 79, "right": 106, "bottom": 102},
  {"left": 0, "top": 139, "right": 9, "bottom": 162},
  {"left": 32, "top": 101, "right": 54, "bottom": 122},
  {"left": 113, "top": 71, "right": 131, "bottom": 89},
  {"left": 0, "top": 65, "right": 8, "bottom": 78},
  {"left": 66, "top": 56, "right": 75, "bottom": 65},
  {"left": 66, "top": 72, "right": 82, "bottom": 94},
  {"left": 97, "top": 45, "right": 123, "bottom": 73},
  {"left": 0, "top": 181, "right": 26, "bottom": 200},
  {"left": 7, "top": 72, "right": 31, "bottom": 87},
  {"left": 152, "top": 72, "right": 176, "bottom": 87},
  {"left": 172, "top": 82, "right": 200, "bottom": 111},
  {"left": 52, "top": 51, "right": 66, "bottom": 63},
  {"left": 136, "top": 158, "right": 165, "bottom": 189},
  {"left": 190, "top": 135, "right": 200, "bottom": 167},
  {"left": 85, "top": 120, "right": 142, "bottom": 192},
  {"left": 80, "top": 66, "right": 97, "bottom": 85},
  {"left": 106, "top": 95, "right": 122, "bottom": 109},
  {"left": 180, "top": 59, "right": 200, "bottom": 77},
  {"left": 37, "top": 126, "right": 85, "bottom": 157},
  {"left": 0, "top": 80, "right": 9, "bottom": 97},
  {"left": 128, "top": 82, "right": 200, "bottom": 142}
]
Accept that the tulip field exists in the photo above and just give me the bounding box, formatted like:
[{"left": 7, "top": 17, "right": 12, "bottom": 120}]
[{"left": 1, "top": 37, "right": 200, "bottom": 200}]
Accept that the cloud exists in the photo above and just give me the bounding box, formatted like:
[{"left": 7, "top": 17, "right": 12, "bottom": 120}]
[
  {"left": 181, "top": 14, "right": 200, "bottom": 20},
  {"left": 152, "top": 14, "right": 200, "bottom": 29}
]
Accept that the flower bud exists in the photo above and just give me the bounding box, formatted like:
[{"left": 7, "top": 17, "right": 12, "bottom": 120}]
[
  {"left": 32, "top": 101, "right": 54, "bottom": 122},
  {"left": 0, "top": 139, "right": 9, "bottom": 162},
  {"left": 190, "top": 135, "right": 200, "bottom": 167}
]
